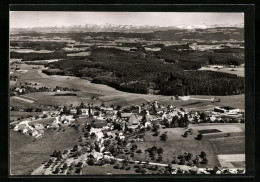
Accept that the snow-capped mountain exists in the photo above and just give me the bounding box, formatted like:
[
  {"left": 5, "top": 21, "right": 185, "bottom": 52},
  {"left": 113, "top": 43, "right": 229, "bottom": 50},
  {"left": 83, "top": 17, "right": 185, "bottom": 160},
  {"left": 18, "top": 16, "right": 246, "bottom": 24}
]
[
  {"left": 175, "top": 23, "right": 244, "bottom": 29},
  {"left": 10, "top": 23, "right": 244, "bottom": 33}
]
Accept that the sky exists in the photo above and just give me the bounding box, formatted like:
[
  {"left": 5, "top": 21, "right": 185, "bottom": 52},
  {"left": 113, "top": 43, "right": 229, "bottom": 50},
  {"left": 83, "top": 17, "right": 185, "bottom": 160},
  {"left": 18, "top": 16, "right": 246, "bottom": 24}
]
[{"left": 10, "top": 11, "right": 244, "bottom": 28}]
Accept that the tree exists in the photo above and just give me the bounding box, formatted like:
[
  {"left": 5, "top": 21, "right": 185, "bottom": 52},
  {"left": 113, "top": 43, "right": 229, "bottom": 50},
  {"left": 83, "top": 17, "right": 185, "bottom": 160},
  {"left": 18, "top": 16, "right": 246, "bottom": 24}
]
[
  {"left": 172, "top": 157, "right": 178, "bottom": 164},
  {"left": 179, "top": 158, "right": 186, "bottom": 165},
  {"left": 183, "top": 131, "right": 189, "bottom": 137},
  {"left": 117, "top": 111, "right": 122, "bottom": 118},
  {"left": 156, "top": 155, "right": 163, "bottom": 162},
  {"left": 153, "top": 130, "right": 160, "bottom": 136},
  {"left": 90, "top": 132, "right": 96, "bottom": 139},
  {"left": 75, "top": 168, "right": 82, "bottom": 173},
  {"left": 184, "top": 152, "right": 193, "bottom": 161},
  {"left": 201, "top": 157, "right": 208, "bottom": 164},
  {"left": 131, "top": 144, "right": 138, "bottom": 151},
  {"left": 63, "top": 106, "right": 68, "bottom": 114},
  {"left": 114, "top": 164, "right": 120, "bottom": 169},
  {"left": 87, "top": 158, "right": 95, "bottom": 166},
  {"left": 73, "top": 145, "right": 78, "bottom": 152},
  {"left": 80, "top": 102, "right": 85, "bottom": 109},
  {"left": 160, "top": 133, "right": 168, "bottom": 141},
  {"left": 76, "top": 107, "right": 82, "bottom": 115},
  {"left": 84, "top": 131, "right": 90, "bottom": 138},
  {"left": 200, "top": 113, "right": 206, "bottom": 121},
  {"left": 196, "top": 134, "right": 203, "bottom": 140},
  {"left": 136, "top": 149, "right": 142, "bottom": 153},
  {"left": 200, "top": 151, "right": 206, "bottom": 159},
  {"left": 62, "top": 163, "right": 68, "bottom": 170},
  {"left": 158, "top": 148, "right": 164, "bottom": 155}
]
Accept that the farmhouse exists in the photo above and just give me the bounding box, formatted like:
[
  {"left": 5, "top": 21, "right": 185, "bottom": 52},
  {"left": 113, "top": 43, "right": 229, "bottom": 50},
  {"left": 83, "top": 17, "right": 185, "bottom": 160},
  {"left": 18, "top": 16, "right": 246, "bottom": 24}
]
[
  {"left": 128, "top": 114, "right": 141, "bottom": 126},
  {"left": 43, "top": 110, "right": 60, "bottom": 115},
  {"left": 157, "top": 107, "right": 167, "bottom": 114},
  {"left": 214, "top": 106, "right": 240, "bottom": 114},
  {"left": 121, "top": 113, "right": 133, "bottom": 121},
  {"left": 80, "top": 109, "right": 89, "bottom": 116},
  {"left": 70, "top": 109, "right": 77, "bottom": 114},
  {"left": 76, "top": 118, "right": 92, "bottom": 125},
  {"left": 94, "top": 121, "right": 107, "bottom": 128},
  {"left": 100, "top": 106, "right": 113, "bottom": 111}
]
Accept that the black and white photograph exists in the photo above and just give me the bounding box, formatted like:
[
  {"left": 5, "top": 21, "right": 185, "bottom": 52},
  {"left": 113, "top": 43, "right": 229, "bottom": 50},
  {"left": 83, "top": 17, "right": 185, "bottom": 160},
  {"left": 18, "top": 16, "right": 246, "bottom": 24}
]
[{"left": 9, "top": 9, "right": 249, "bottom": 176}]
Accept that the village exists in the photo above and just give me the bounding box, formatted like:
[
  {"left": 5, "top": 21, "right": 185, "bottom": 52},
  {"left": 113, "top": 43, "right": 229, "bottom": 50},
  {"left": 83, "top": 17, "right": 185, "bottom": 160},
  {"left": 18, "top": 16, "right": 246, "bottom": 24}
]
[{"left": 10, "top": 99, "right": 245, "bottom": 175}]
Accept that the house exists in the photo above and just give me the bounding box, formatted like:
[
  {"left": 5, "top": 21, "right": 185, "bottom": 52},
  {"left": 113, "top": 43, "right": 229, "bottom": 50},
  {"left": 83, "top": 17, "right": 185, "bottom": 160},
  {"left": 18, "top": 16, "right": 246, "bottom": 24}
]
[
  {"left": 76, "top": 118, "right": 92, "bottom": 125},
  {"left": 128, "top": 114, "right": 141, "bottom": 126},
  {"left": 23, "top": 128, "right": 29, "bottom": 134},
  {"left": 81, "top": 109, "right": 89, "bottom": 116},
  {"left": 150, "top": 119, "right": 161, "bottom": 125},
  {"left": 78, "top": 115, "right": 87, "bottom": 118},
  {"left": 121, "top": 113, "right": 133, "bottom": 121},
  {"left": 214, "top": 106, "right": 240, "bottom": 114},
  {"left": 31, "top": 130, "right": 38, "bottom": 137},
  {"left": 105, "top": 110, "right": 117, "bottom": 116},
  {"left": 94, "top": 121, "right": 107, "bottom": 128},
  {"left": 146, "top": 114, "right": 158, "bottom": 122},
  {"left": 43, "top": 110, "right": 60, "bottom": 115},
  {"left": 157, "top": 108, "right": 167, "bottom": 114},
  {"left": 70, "top": 109, "right": 77, "bottom": 114},
  {"left": 34, "top": 123, "right": 44, "bottom": 130},
  {"left": 100, "top": 106, "right": 113, "bottom": 111},
  {"left": 130, "top": 48, "right": 138, "bottom": 52}
]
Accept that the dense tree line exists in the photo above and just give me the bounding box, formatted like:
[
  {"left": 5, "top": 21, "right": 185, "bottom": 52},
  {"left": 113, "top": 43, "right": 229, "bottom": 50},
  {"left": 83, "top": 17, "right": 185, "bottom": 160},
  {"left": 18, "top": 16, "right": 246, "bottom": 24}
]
[
  {"left": 46, "top": 48, "right": 244, "bottom": 96},
  {"left": 10, "top": 41, "right": 67, "bottom": 51}
]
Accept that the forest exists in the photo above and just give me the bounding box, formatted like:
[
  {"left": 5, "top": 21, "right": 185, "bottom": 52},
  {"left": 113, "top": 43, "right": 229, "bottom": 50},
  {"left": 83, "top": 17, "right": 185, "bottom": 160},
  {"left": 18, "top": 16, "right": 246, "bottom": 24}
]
[{"left": 45, "top": 47, "right": 244, "bottom": 96}]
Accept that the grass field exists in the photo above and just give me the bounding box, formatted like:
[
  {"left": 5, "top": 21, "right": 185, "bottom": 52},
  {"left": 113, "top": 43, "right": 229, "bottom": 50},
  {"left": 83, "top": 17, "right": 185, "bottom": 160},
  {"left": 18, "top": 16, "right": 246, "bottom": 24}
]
[
  {"left": 210, "top": 136, "right": 245, "bottom": 155},
  {"left": 130, "top": 124, "right": 245, "bottom": 168},
  {"left": 10, "top": 111, "right": 41, "bottom": 121},
  {"left": 10, "top": 64, "right": 245, "bottom": 110},
  {"left": 82, "top": 164, "right": 137, "bottom": 175},
  {"left": 10, "top": 127, "right": 82, "bottom": 175},
  {"left": 199, "top": 66, "right": 244, "bottom": 77},
  {"left": 132, "top": 140, "right": 219, "bottom": 168}
]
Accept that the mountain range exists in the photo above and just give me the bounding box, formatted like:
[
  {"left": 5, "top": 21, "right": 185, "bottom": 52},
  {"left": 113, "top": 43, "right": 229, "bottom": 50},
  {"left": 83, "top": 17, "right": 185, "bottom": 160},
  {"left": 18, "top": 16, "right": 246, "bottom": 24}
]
[{"left": 10, "top": 23, "right": 244, "bottom": 33}]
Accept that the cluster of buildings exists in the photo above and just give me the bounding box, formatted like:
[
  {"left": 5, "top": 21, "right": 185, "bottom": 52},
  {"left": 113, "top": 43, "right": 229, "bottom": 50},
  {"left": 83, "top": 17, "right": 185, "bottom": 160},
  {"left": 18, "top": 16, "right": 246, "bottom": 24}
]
[
  {"left": 11, "top": 99, "right": 243, "bottom": 139},
  {"left": 13, "top": 120, "right": 44, "bottom": 138}
]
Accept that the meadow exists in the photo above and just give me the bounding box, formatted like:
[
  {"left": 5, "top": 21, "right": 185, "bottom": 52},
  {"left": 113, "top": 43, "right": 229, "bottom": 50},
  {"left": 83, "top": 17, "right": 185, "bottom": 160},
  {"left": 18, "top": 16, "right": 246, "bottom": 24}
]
[
  {"left": 10, "top": 127, "right": 82, "bottom": 175},
  {"left": 10, "top": 63, "right": 245, "bottom": 110}
]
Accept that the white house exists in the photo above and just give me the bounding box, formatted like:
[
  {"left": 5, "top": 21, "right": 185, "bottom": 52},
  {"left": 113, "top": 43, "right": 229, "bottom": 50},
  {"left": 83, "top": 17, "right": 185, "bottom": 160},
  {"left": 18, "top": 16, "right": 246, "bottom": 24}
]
[
  {"left": 23, "top": 128, "right": 28, "bottom": 134},
  {"left": 32, "top": 130, "right": 38, "bottom": 137}
]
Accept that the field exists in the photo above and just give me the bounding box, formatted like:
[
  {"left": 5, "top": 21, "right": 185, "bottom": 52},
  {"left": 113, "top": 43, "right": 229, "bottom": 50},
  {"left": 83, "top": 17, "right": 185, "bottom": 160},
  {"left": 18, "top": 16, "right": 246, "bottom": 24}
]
[
  {"left": 10, "top": 63, "right": 245, "bottom": 110},
  {"left": 129, "top": 124, "right": 245, "bottom": 168},
  {"left": 82, "top": 164, "right": 137, "bottom": 175},
  {"left": 10, "top": 111, "right": 41, "bottom": 121},
  {"left": 67, "top": 51, "right": 91, "bottom": 57},
  {"left": 199, "top": 66, "right": 244, "bottom": 77},
  {"left": 10, "top": 127, "right": 82, "bottom": 175}
]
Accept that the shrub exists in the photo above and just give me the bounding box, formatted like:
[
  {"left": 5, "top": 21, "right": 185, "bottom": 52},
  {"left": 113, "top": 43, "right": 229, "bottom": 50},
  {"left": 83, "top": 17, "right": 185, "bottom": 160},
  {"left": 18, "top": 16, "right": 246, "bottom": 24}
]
[
  {"left": 125, "top": 166, "right": 131, "bottom": 170},
  {"left": 160, "top": 133, "right": 168, "bottom": 141},
  {"left": 196, "top": 134, "right": 203, "bottom": 140},
  {"left": 179, "top": 158, "right": 186, "bottom": 165},
  {"left": 87, "top": 158, "right": 95, "bottom": 166},
  {"left": 201, "top": 157, "right": 208, "bottom": 164},
  {"left": 114, "top": 164, "right": 120, "bottom": 169},
  {"left": 158, "top": 148, "right": 164, "bottom": 155},
  {"left": 184, "top": 152, "right": 193, "bottom": 161},
  {"left": 153, "top": 130, "right": 160, "bottom": 136},
  {"left": 136, "top": 149, "right": 142, "bottom": 153},
  {"left": 200, "top": 151, "right": 206, "bottom": 159},
  {"left": 183, "top": 131, "right": 189, "bottom": 137}
]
